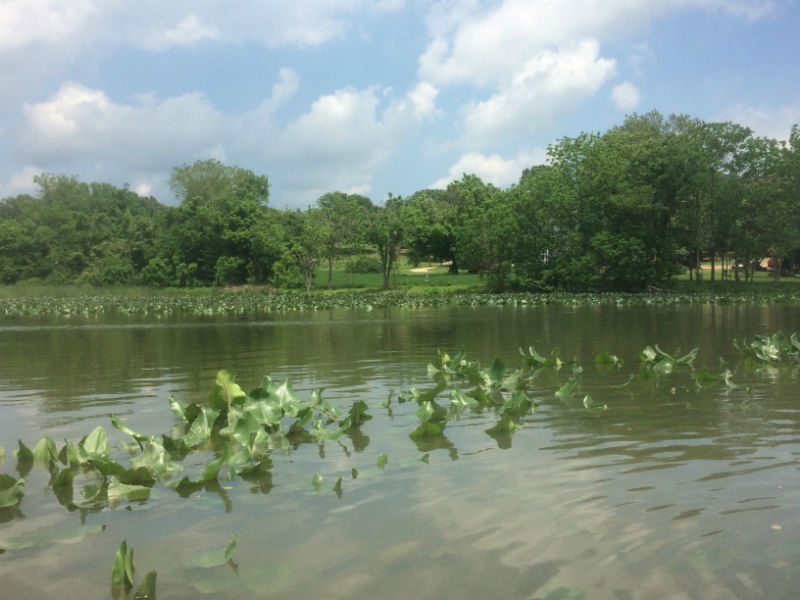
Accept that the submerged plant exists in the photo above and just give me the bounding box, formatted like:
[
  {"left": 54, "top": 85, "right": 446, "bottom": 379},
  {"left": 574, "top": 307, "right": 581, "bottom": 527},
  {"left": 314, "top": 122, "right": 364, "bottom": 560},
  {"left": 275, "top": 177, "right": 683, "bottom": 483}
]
[{"left": 111, "top": 539, "right": 157, "bottom": 599}]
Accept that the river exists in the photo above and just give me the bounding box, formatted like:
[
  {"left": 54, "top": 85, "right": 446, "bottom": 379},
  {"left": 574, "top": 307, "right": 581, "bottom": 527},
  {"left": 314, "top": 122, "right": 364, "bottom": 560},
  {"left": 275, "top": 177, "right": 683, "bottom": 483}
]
[{"left": 1, "top": 303, "right": 798, "bottom": 599}]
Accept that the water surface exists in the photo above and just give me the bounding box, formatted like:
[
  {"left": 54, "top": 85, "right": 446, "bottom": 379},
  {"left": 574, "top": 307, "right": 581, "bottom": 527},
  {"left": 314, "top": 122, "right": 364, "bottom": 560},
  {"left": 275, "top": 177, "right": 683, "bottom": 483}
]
[{"left": 1, "top": 304, "right": 798, "bottom": 599}]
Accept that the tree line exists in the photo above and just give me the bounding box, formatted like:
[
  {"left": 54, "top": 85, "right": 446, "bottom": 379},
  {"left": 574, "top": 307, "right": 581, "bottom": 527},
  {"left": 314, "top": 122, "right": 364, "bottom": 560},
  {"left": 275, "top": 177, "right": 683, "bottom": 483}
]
[{"left": 1, "top": 111, "right": 798, "bottom": 292}]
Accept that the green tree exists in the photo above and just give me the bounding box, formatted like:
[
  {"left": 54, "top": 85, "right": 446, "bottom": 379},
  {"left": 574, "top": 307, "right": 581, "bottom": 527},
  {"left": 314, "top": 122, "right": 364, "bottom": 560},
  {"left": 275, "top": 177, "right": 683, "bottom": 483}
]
[
  {"left": 368, "top": 195, "right": 405, "bottom": 290},
  {"left": 316, "top": 192, "right": 373, "bottom": 289},
  {"left": 167, "top": 159, "right": 277, "bottom": 286},
  {"left": 280, "top": 209, "right": 325, "bottom": 292}
]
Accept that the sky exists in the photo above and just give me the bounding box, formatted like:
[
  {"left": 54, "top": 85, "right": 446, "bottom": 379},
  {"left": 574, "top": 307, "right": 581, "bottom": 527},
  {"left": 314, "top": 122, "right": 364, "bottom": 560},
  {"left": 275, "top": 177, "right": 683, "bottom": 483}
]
[{"left": 1, "top": 0, "right": 798, "bottom": 208}]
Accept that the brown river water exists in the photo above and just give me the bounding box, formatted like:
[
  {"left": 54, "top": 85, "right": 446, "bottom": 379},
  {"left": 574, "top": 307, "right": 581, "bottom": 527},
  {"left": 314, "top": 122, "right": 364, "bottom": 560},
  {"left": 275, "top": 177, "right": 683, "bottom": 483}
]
[{"left": 0, "top": 303, "right": 798, "bottom": 599}]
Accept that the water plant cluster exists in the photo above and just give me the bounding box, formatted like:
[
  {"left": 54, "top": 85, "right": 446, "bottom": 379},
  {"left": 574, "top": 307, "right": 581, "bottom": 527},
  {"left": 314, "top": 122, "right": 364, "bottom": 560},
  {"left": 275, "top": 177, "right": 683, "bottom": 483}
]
[
  {"left": 3, "top": 289, "right": 800, "bottom": 318},
  {"left": 1, "top": 331, "right": 798, "bottom": 596}
]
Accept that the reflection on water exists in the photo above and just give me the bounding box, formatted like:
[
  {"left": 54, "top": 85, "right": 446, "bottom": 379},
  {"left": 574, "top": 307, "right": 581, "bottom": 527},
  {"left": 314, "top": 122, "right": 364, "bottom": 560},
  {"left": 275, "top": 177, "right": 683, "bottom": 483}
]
[{"left": 1, "top": 304, "right": 799, "bottom": 599}]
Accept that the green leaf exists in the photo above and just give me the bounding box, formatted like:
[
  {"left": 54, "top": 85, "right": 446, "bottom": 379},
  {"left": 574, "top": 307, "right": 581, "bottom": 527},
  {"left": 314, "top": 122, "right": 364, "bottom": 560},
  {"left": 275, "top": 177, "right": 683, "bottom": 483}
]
[
  {"left": 449, "top": 388, "right": 478, "bottom": 408},
  {"left": 52, "top": 468, "right": 74, "bottom": 506},
  {"left": 107, "top": 479, "right": 151, "bottom": 503},
  {"left": 0, "top": 474, "right": 25, "bottom": 508},
  {"left": 59, "top": 441, "right": 81, "bottom": 467},
  {"left": 130, "top": 440, "right": 183, "bottom": 480},
  {"left": 201, "top": 446, "right": 230, "bottom": 482},
  {"left": 499, "top": 390, "right": 533, "bottom": 417},
  {"left": 111, "top": 416, "right": 151, "bottom": 444},
  {"left": 169, "top": 394, "right": 187, "bottom": 420},
  {"left": 135, "top": 571, "right": 157, "bottom": 599},
  {"left": 348, "top": 400, "right": 373, "bottom": 427},
  {"left": 409, "top": 421, "right": 443, "bottom": 438},
  {"left": 555, "top": 377, "right": 579, "bottom": 401},
  {"left": 486, "top": 413, "right": 516, "bottom": 435},
  {"left": 32, "top": 435, "right": 58, "bottom": 466},
  {"left": 224, "top": 534, "right": 238, "bottom": 562},
  {"left": 118, "top": 467, "right": 157, "bottom": 487},
  {"left": 184, "top": 407, "right": 220, "bottom": 448},
  {"left": 209, "top": 370, "right": 247, "bottom": 415},
  {"left": 333, "top": 477, "right": 343, "bottom": 498},
  {"left": 595, "top": 351, "right": 621, "bottom": 365},
  {"left": 111, "top": 539, "right": 134, "bottom": 590},
  {"left": 14, "top": 440, "right": 33, "bottom": 476},
  {"left": 722, "top": 369, "right": 740, "bottom": 390},
  {"left": 415, "top": 401, "right": 435, "bottom": 423},
  {"left": 693, "top": 366, "right": 719, "bottom": 387},
  {"left": 0, "top": 445, "right": 5, "bottom": 465},
  {"left": 484, "top": 357, "right": 507, "bottom": 387},
  {"left": 640, "top": 346, "right": 657, "bottom": 362},
  {"left": 417, "top": 453, "right": 430, "bottom": 464},
  {"left": 311, "top": 472, "right": 323, "bottom": 491},
  {"left": 166, "top": 476, "right": 203, "bottom": 497},
  {"left": 80, "top": 426, "right": 110, "bottom": 457},
  {"left": 521, "top": 345, "right": 548, "bottom": 366},
  {"left": 376, "top": 453, "right": 388, "bottom": 469}
]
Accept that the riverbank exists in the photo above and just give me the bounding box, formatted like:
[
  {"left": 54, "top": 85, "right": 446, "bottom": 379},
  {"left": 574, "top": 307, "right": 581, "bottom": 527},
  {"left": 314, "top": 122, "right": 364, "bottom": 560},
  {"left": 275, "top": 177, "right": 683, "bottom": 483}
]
[{"left": 2, "top": 284, "right": 800, "bottom": 318}]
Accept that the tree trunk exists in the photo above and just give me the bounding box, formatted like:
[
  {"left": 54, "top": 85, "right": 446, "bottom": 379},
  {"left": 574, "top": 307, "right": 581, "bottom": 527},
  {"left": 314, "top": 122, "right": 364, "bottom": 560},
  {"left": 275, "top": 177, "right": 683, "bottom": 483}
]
[{"left": 328, "top": 257, "right": 334, "bottom": 290}]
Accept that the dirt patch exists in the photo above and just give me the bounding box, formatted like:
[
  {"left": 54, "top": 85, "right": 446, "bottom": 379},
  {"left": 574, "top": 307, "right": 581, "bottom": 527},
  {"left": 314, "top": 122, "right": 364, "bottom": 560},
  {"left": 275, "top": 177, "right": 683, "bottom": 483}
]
[{"left": 223, "top": 284, "right": 276, "bottom": 292}]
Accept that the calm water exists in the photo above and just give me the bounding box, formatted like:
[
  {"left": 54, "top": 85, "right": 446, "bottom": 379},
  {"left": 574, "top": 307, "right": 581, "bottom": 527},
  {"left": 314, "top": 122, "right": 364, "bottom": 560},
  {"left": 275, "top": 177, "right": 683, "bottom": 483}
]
[{"left": 1, "top": 304, "right": 799, "bottom": 599}]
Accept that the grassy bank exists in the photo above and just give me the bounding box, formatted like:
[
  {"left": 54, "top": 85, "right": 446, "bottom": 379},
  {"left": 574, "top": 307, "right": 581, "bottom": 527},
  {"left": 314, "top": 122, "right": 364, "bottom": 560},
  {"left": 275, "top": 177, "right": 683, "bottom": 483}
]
[{"left": 2, "top": 257, "right": 799, "bottom": 318}]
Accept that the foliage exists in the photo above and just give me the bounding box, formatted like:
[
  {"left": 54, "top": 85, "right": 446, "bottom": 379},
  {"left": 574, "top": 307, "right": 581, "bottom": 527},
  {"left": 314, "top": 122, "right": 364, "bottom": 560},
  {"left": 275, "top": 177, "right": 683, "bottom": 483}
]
[
  {"left": 111, "top": 539, "right": 157, "bottom": 599},
  {"left": 2, "top": 113, "right": 799, "bottom": 292}
]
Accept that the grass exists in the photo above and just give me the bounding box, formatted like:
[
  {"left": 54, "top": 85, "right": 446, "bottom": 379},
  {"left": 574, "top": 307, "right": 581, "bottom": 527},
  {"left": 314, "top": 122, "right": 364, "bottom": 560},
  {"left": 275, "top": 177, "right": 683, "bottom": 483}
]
[
  {"left": 2, "top": 258, "right": 797, "bottom": 301},
  {"left": 310, "top": 256, "right": 482, "bottom": 292}
]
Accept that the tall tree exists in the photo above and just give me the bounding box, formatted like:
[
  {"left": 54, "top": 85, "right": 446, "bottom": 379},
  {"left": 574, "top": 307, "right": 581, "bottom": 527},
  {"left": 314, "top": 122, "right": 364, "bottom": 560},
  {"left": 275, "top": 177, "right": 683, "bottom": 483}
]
[
  {"left": 316, "top": 192, "right": 372, "bottom": 289},
  {"left": 167, "top": 159, "right": 276, "bottom": 286},
  {"left": 368, "top": 195, "right": 405, "bottom": 290}
]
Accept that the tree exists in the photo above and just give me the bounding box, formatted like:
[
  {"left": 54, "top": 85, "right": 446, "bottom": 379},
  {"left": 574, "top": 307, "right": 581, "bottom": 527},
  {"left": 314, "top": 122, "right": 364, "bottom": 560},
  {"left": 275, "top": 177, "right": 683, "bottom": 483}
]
[
  {"left": 368, "top": 195, "right": 405, "bottom": 290},
  {"left": 167, "top": 160, "right": 275, "bottom": 286},
  {"left": 402, "top": 189, "right": 455, "bottom": 269},
  {"left": 280, "top": 209, "right": 325, "bottom": 292},
  {"left": 316, "top": 192, "right": 372, "bottom": 289}
]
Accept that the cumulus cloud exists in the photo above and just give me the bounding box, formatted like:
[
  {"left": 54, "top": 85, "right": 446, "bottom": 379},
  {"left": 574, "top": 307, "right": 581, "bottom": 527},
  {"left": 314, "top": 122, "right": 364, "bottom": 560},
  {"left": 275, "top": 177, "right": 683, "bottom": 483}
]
[
  {"left": 259, "top": 82, "right": 439, "bottom": 206},
  {"left": 419, "top": 0, "right": 780, "bottom": 148},
  {"left": 431, "top": 148, "right": 547, "bottom": 189},
  {"left": 715, "top": 101, "right": 800, "bottom": 141},
  {"left": 0, "top": 165, "right": 44, "bottom": 198},
  {"left": 462, "top": 40, "right": 616, "bottom": 144},
  {"left": 142, "top": 14, "right": 219, "bottom": 51},
  {"left": 0, "top": 1, "right": 396, "bottom": 52},
  {"left": 19, "top": 82, "right": 228, "bottom": 169},
  {"left": 611, "top": 81, "right": 641, "bottom": 111},
  {"left": 10, "top": 69, "right": 438, "bottom": 207}
]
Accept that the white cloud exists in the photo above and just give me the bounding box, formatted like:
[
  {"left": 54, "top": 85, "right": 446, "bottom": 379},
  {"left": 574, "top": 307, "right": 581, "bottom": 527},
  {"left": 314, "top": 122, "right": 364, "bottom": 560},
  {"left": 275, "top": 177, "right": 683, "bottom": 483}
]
[
  {"left": 611, "top": 81, "right": 641, "bottom": 111},
  {"left": 420, "top": 0, "right": 670, "bottom": 88},
  {"left": 431, "top": 148, "right": 547, "bottom": 189},
  {"left": 419, "top": 0, "right": 781, "bottom": 148},
  {"left": 261, "top": 81, "right": 438, "bottom": 206},
  {"left": 19, "top": 82, "right": 228, "bottom": 169},
  {"left": 134, "top": 183, "right": 152, "bottom": 197},
  {"left": 0, "top": 0, "right": 98, "bottom": 50},
  {"left": 0, "top": 165, "right": 43, "bottom": 197},
  {"left": 715, "top": 102, "right": 800, "bottom": 141},
  {"left": 142, "top": 14, "right": 219, "bottom": 51},
  {"left": 11, "top": 71, "right": 438, "bottom": 207},
  {"left": 462, "top": 40, "right": 616, "bottom": 144},
  {"left": 0, "top": 1, "right": 380, "bottom": 52}
]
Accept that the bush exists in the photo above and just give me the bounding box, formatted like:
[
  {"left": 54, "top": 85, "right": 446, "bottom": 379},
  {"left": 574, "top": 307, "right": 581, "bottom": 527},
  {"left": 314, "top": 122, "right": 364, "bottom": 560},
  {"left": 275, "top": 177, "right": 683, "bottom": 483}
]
[{"left": 345, "top": 256, "right": 382, "bottom": 274}]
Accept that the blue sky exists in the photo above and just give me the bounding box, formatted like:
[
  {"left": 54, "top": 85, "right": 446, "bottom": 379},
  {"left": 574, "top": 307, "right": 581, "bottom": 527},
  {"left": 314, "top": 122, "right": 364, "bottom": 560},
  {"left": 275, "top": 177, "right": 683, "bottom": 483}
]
[{"left": 1, "top": 0, "right": 798, "bottom": 208}]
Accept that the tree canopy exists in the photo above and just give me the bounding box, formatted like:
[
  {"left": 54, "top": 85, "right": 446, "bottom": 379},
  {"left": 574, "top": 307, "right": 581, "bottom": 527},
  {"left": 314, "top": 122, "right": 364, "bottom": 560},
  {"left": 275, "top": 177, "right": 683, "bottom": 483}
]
[{"left": 2, "top": 114, "right": 798, "bottom": 291}]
